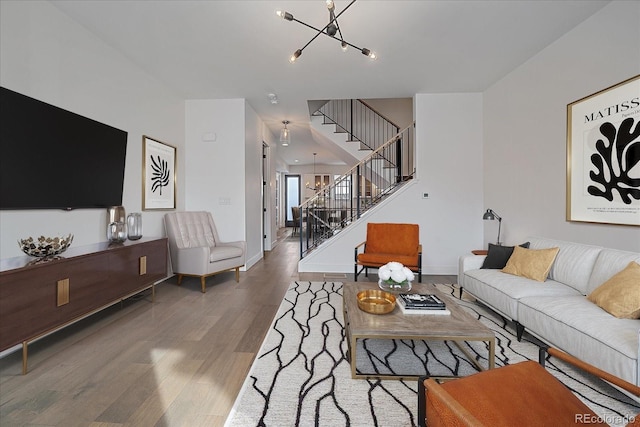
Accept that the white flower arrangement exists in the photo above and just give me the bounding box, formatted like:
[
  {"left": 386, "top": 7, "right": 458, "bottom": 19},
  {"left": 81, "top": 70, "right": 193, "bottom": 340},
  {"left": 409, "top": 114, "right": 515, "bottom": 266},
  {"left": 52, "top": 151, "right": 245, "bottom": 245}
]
[{"left": 378, "top": 261, "right": 415, "bottom": 285}]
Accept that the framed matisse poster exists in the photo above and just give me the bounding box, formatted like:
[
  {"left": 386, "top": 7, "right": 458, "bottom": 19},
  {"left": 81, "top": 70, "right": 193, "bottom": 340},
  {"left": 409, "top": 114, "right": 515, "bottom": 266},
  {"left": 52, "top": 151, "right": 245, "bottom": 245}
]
[
  {"left": 142, "top": 135, "right": 176, "bottom": 210},
  {"left": 566, "top": 75, "right": 640, "bottom": 226}
]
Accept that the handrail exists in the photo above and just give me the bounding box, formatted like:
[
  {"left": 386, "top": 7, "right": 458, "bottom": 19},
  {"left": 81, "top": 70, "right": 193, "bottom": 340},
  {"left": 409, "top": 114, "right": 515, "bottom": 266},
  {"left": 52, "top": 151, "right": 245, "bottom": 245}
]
[
  {"left": 332, "top": 122, "right": 414, "bottom": 184},
  {"left": 316, "top": 99, "right": 400, "bottom": 152},
  {"left": 358, "top": 99, "right": 401, "bottom": 129},
  {"left": 297, "top": 122, "right": 415, "bottom": 258}
]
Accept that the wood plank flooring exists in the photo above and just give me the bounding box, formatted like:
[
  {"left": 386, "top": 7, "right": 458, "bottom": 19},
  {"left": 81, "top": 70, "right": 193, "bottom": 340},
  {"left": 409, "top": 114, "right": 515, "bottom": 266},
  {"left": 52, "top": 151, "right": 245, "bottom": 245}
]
[{"left": 0, "top": 229, "right": 456, "bottom": 427}]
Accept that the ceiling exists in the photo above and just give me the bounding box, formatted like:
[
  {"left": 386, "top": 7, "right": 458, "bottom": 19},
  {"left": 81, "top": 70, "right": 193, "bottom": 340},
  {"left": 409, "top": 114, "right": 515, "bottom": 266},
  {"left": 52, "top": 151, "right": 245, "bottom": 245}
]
[{"left": 51, "top": 0, "right": 608, "bottom": 166}]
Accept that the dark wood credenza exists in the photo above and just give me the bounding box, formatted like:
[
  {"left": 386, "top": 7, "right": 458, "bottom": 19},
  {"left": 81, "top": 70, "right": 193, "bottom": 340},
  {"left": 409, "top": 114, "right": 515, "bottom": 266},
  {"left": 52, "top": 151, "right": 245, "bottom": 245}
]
[{"left": 0, "top": 237, "right": 168, "bottom": 374}]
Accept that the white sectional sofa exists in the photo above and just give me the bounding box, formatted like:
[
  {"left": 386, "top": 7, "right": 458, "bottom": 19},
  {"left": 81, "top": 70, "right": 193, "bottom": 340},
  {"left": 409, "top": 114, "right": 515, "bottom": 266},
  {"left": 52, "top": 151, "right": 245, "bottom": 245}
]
[{"left": 459, "top": 237, "right": 640, "bottom": 387}]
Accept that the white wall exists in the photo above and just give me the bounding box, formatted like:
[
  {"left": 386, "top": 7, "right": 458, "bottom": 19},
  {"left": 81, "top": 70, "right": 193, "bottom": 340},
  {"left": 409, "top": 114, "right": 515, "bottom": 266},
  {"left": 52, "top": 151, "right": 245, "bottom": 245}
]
[
  {"left": 184, "top": 99, "right": 266, "bottom": 269},
  {"left": 483, "top": 0, "right": 640, "bottom": 251},
  {"left": 299, "top": 93, "right": 484, "bottom": 275},
  {"left": 184, "top": 100, "right": 247, "bottom": 250},
  {"left": 0, "top": 1, "right": 185, "bottom": 259},
  {"left": 244, "top": 103, "right": 265, "bottom": 265},
  {"left": 364, "top": 98, "right": 414, "bottom": 129}
]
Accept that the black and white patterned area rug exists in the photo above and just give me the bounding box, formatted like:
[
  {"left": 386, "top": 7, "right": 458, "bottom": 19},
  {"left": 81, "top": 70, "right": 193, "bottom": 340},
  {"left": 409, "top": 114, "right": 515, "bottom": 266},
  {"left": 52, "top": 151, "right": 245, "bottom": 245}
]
[{"left": 225, "top": 282, "right": 639, "bottom": 427}]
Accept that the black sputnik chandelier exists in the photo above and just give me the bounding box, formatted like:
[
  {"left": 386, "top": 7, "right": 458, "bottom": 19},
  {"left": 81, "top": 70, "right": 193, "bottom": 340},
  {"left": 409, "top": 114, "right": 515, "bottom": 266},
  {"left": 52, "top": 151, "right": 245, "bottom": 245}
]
[{"left": 276, "top": 0, "right": 377, "bottom": 63}]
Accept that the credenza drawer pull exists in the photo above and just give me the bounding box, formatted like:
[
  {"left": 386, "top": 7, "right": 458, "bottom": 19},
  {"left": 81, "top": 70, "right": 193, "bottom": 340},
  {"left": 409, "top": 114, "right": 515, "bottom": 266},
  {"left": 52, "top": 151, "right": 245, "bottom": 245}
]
[
  {"left": 139, "top": 256, "right": 147, "bottom": 275},
  {"left": 57, "top": 279, "right": 70, "bottom": 306}
]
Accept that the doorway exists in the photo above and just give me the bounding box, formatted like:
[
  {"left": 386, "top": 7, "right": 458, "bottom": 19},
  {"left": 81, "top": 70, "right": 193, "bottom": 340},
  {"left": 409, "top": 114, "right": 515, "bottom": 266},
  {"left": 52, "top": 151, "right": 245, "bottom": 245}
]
[
  {"left": 262, "top": 142, "right": 269, "bottom": 251},
  {"left": 284, "top": 174, "right": 300, "bottom": 228}
]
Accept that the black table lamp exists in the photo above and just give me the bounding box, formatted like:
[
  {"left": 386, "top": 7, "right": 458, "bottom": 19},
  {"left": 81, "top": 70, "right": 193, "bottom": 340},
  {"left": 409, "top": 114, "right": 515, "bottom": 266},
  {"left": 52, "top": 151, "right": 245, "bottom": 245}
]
[{"left": 483, "top": 209, "right": 502, "bottom": 245}]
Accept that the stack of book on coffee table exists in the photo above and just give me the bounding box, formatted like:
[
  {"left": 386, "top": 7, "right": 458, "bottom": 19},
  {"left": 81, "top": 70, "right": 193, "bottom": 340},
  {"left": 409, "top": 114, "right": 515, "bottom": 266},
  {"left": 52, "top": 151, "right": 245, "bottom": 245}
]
[{"left": 397, "top": 293, "right": 451, "bottom": 315}]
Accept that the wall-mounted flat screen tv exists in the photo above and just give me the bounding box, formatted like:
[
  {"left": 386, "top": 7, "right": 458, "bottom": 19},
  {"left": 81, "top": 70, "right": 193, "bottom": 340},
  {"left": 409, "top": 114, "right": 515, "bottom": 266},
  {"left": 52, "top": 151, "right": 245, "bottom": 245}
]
[{"left": 0, "top": 87, "right": 128, "bottom": 210}]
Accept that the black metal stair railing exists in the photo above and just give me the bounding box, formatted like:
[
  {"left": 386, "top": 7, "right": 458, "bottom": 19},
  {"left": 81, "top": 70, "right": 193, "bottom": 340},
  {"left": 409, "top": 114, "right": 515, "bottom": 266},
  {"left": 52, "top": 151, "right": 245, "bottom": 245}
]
[
  {"left": 298, "top": 122, "right": 415, "bottom": 258},
  {"left": 315, "top": 99, "right": 400, "bottom": 152}
]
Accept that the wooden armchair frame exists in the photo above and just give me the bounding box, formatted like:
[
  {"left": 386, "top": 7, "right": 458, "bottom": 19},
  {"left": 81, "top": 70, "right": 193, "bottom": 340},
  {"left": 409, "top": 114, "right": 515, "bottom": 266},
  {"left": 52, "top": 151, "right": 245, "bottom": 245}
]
[{"left": 418, "top": 346, "right": 640, "bottom": 427}]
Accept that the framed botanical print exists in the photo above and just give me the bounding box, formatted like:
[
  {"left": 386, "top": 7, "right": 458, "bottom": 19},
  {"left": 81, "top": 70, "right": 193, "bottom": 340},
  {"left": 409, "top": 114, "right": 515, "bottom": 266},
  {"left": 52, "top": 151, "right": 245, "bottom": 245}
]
[
  {"left": 566, "top": 75, "right": 639, "bottom": 226},
  {"left": 142, "top": 135, "right": 176, "bottom": 210}
]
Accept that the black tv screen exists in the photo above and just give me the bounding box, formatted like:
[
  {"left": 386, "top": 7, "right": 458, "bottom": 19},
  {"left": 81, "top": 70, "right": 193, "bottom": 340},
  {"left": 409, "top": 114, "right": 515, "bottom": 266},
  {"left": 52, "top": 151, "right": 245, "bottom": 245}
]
[{"left": 0, "top": 87, "right": 128, "bottom": 210}]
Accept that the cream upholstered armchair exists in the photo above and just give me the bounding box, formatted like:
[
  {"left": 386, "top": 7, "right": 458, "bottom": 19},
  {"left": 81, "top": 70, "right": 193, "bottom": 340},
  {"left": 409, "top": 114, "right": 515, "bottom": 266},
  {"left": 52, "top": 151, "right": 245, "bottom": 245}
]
[{"left": 164, "top": 211, "right": 246, "bottom": 293}]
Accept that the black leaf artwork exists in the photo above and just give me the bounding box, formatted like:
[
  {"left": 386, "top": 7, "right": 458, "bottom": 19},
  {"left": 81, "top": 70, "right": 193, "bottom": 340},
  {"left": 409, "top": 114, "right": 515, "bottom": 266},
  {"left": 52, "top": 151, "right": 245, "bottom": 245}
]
[
  {"left": 150, "top": 155, "right": 170, "bottom": 196},
  {"left": 587, "top": 117, "right": 640, "bottom": 205}
]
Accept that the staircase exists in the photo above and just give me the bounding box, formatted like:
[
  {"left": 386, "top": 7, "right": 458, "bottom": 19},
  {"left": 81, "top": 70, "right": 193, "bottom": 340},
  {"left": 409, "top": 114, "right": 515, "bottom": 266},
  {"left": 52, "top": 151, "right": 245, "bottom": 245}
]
[
  {"left": 317, "top": 99, "right": 401, "bottom": 152},
  {"left": 297, "top": 99, "right": 415, "bottom": 258}
]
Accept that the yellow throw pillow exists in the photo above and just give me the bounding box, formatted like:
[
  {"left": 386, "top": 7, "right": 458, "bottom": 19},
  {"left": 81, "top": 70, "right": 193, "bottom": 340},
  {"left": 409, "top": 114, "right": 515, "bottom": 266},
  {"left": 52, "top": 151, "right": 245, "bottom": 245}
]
[
  {"left": 587, "top": 261, "right": 640, "bottom": 319},
  {"left": 501, "top": 246, "right": 560, "bottom": 282}
]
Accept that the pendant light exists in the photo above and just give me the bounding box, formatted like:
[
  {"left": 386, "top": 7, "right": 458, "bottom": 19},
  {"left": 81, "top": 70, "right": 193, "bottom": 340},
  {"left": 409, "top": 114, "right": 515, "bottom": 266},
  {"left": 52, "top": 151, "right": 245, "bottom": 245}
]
[
  {"left": 306, "top": 153, "right": 319, "bottom": 191},
  {"left": 280, "top": 120, "right": 291, "bottom": 146}
]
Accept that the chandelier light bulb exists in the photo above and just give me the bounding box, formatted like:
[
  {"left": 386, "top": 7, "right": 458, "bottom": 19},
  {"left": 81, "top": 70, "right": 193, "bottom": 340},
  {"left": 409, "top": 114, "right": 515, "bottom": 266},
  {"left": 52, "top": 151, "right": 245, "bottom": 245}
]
[
  {"left": 277, "top": 10, "right": 293, "bottom": 21},
  {"left": 326, "top": 0, "right": 335, "bottom": 11},
  {"left": 290, "top": 49, "right": 302, "bottom": 63},
  {"left": 341, "top": 41, "right": 348, "bottom": 51},
  {"left": 361, "top": 48, "right": 377, "bottom": 60}
]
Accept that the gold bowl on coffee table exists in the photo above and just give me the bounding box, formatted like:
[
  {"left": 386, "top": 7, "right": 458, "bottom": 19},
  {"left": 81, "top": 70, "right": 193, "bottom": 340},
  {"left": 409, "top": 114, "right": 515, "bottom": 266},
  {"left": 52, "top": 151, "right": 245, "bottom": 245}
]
[{"left": 357, "top": 289, "right": 396, "bottom": 314}]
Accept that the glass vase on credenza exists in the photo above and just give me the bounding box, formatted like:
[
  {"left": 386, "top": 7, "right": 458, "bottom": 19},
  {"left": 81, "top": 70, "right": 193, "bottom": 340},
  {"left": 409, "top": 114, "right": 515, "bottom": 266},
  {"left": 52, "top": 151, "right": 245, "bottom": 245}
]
[
  {"left": 107, "top": 206, "right": 127, "bottom": 243},
  {"left": 107, "top": 206, "right": 125, "bottom": 224},
  {"left": 107, "top": 221, "right": 127, "bottom": 243},
  {"left": 127, "top": 213, "right": 143, "bottom": 240}
]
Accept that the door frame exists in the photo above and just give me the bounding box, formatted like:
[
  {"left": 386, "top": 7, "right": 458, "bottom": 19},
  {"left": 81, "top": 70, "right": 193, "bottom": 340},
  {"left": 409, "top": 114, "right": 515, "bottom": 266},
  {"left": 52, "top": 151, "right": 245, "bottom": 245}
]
[{"left": 284, "top": 174, "right": 301, "bottom": 228}]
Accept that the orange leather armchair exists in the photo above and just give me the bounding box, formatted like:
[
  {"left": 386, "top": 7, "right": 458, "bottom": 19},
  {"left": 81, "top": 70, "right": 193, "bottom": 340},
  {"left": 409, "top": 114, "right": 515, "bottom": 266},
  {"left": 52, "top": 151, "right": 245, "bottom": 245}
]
[
  {"left": 354, "top": 223, "right": 422, "bottom": 282},
  {"left": 418, "top": 347, "right": 640, "bottom": 427}
]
